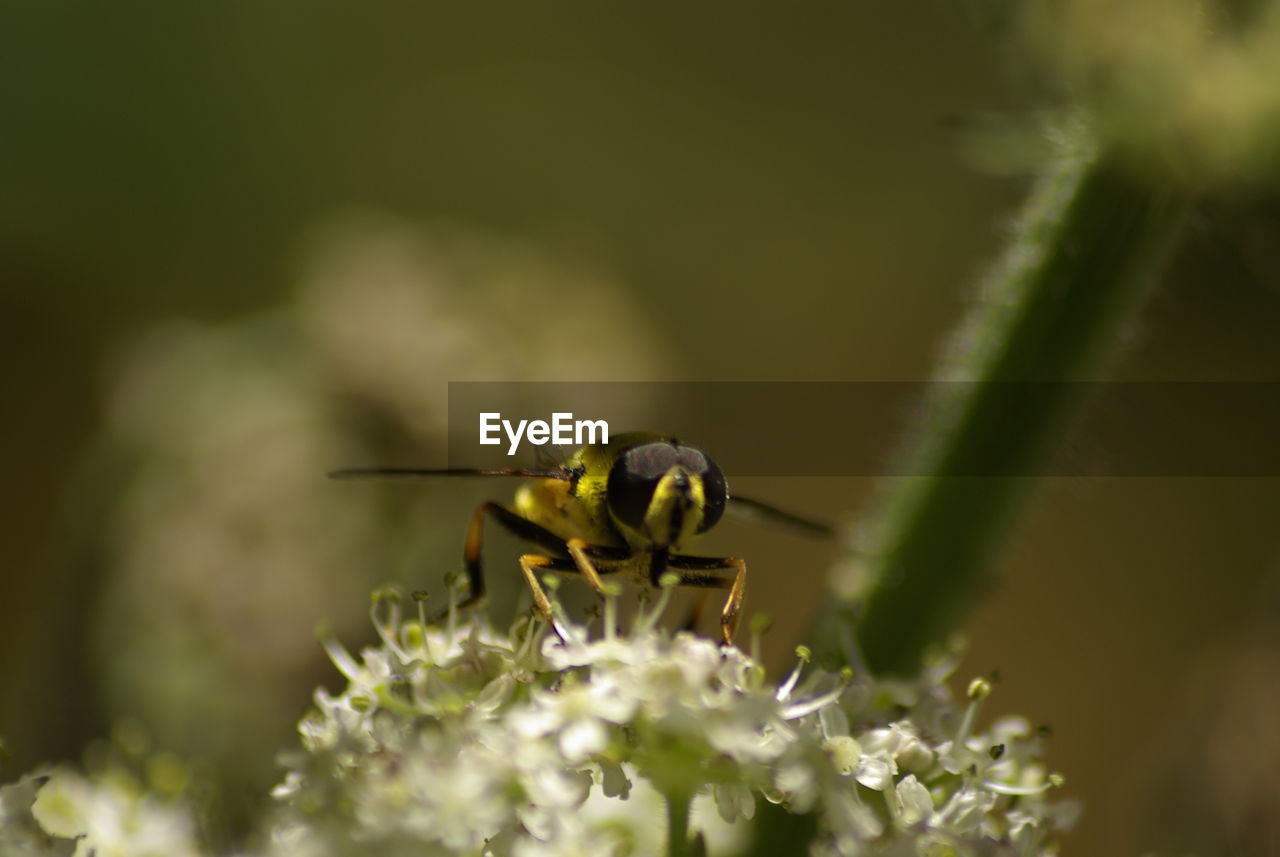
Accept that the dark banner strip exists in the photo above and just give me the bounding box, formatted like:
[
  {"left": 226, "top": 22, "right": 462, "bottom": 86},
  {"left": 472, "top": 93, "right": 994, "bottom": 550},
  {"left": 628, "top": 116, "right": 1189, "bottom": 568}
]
[{"left": 442, "top": 382, "right": 1280, "bottom": 477}]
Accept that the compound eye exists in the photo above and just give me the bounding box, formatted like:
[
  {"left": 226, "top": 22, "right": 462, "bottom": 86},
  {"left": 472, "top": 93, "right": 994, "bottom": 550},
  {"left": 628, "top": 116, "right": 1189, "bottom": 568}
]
[
  {"left": 679, "top": 448, "right": 727, "bottom": 533},
  {"left": 606, "top": 442, "right": 678, "bottom": 531}
]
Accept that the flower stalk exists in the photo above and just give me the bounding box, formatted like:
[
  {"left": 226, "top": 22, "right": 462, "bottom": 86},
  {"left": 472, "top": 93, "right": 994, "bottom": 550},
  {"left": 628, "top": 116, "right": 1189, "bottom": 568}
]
[
  {"left": 666, "top": 790, "right": 693, "bottom": 857},
  {"left": 822, "top": 121, "right": 1191, "bottom": 675}
]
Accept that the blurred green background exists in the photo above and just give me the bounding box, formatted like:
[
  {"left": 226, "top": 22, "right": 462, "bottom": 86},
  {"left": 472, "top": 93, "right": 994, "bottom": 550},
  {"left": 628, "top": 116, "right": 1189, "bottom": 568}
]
[{"left": 4, "top": 3, "right": 1280, "bottom": 854}]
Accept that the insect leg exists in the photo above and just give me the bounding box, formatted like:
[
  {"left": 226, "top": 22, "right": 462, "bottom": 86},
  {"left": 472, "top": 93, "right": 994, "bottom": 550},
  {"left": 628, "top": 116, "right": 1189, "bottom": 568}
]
[
  {"left": 517, "top": 553, "right": 578, "bottom": 638},
  {"left": 455, "top": 501, "right": 573, "bottom": 613},
  {"left": 668, "top": 554, "right": 748, "bottom": 646},
  {"left": 517, "top": 553, "right": 560, "bottom": 622},
  {"left": 721, "top": 558, "right": 747, "bottom": 645},
  {"left": 565, "top": 537, "right": 608, "bottom": 595}
]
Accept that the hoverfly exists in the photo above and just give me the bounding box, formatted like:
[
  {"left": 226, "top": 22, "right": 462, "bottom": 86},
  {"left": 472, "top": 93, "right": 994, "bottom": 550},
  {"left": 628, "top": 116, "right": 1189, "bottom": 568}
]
[{"left": 331, "top": 431, "right": 832, "bottom": 645}]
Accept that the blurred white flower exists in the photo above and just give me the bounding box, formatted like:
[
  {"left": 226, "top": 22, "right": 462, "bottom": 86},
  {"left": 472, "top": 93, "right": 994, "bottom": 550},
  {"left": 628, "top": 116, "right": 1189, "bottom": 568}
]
[{"left": 26, "top": 768, "right": 201, "bottom": 857}]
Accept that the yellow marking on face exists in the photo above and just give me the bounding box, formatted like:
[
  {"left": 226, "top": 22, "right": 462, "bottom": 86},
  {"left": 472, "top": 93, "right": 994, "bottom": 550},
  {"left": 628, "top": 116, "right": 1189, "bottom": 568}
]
[{"left": 627, "top": 468, "right": 706, "bottom": 552}]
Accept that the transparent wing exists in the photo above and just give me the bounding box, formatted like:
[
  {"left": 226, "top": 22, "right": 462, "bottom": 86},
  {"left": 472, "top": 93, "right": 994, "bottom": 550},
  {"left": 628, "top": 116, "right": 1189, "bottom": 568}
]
[{"left": 726, "top": 495, "right": 834, "bottom": 538}]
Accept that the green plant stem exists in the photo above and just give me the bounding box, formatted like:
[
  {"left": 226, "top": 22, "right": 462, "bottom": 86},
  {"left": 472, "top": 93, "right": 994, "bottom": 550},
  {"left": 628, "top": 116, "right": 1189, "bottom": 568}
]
[
  {"left": 823, "top": 126, "right": 1190, "bottom": 676},
  {"left": 743, "top": 799, "right": 819, "bottom": 857},
  {"left": 666, "top": 791, "right": 692, "bottom": 857}
]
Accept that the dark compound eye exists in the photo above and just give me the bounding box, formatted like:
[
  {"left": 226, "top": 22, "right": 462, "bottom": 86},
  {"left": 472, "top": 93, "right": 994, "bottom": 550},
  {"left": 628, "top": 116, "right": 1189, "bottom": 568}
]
[
  {"left": 605, "top": 442, "right": 727, "bottom": 534},
  {"left": 606, "top": 442, "right": 677, "bottom": 531},
  {"left": 680, "top": 447, "right": 727, "bottom": 533}
]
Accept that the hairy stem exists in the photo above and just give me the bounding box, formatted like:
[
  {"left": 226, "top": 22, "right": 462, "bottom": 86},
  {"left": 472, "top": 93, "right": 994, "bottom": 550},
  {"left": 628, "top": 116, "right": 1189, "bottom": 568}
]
[
  {"left": 666, "top": 791, "right": 692, "bottom": 857},
  {"left": 824, "top": 124, "right": 1190, "bottom": 675}
]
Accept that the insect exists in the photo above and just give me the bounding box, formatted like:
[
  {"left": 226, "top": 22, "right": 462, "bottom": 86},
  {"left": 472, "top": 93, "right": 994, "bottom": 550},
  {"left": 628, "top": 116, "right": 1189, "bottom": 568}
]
[{"left": 331, "top": 431, "right": 832, "bottom": 645}]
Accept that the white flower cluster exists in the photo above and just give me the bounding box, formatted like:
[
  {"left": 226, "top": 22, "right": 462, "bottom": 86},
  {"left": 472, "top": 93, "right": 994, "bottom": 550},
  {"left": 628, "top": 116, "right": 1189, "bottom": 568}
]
[
  {"left": 263, "top": 583, "right": 1079, "bottom": 857},
  {"left": 0, "top": 581, "right": 1078, "bottom": 857}
]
